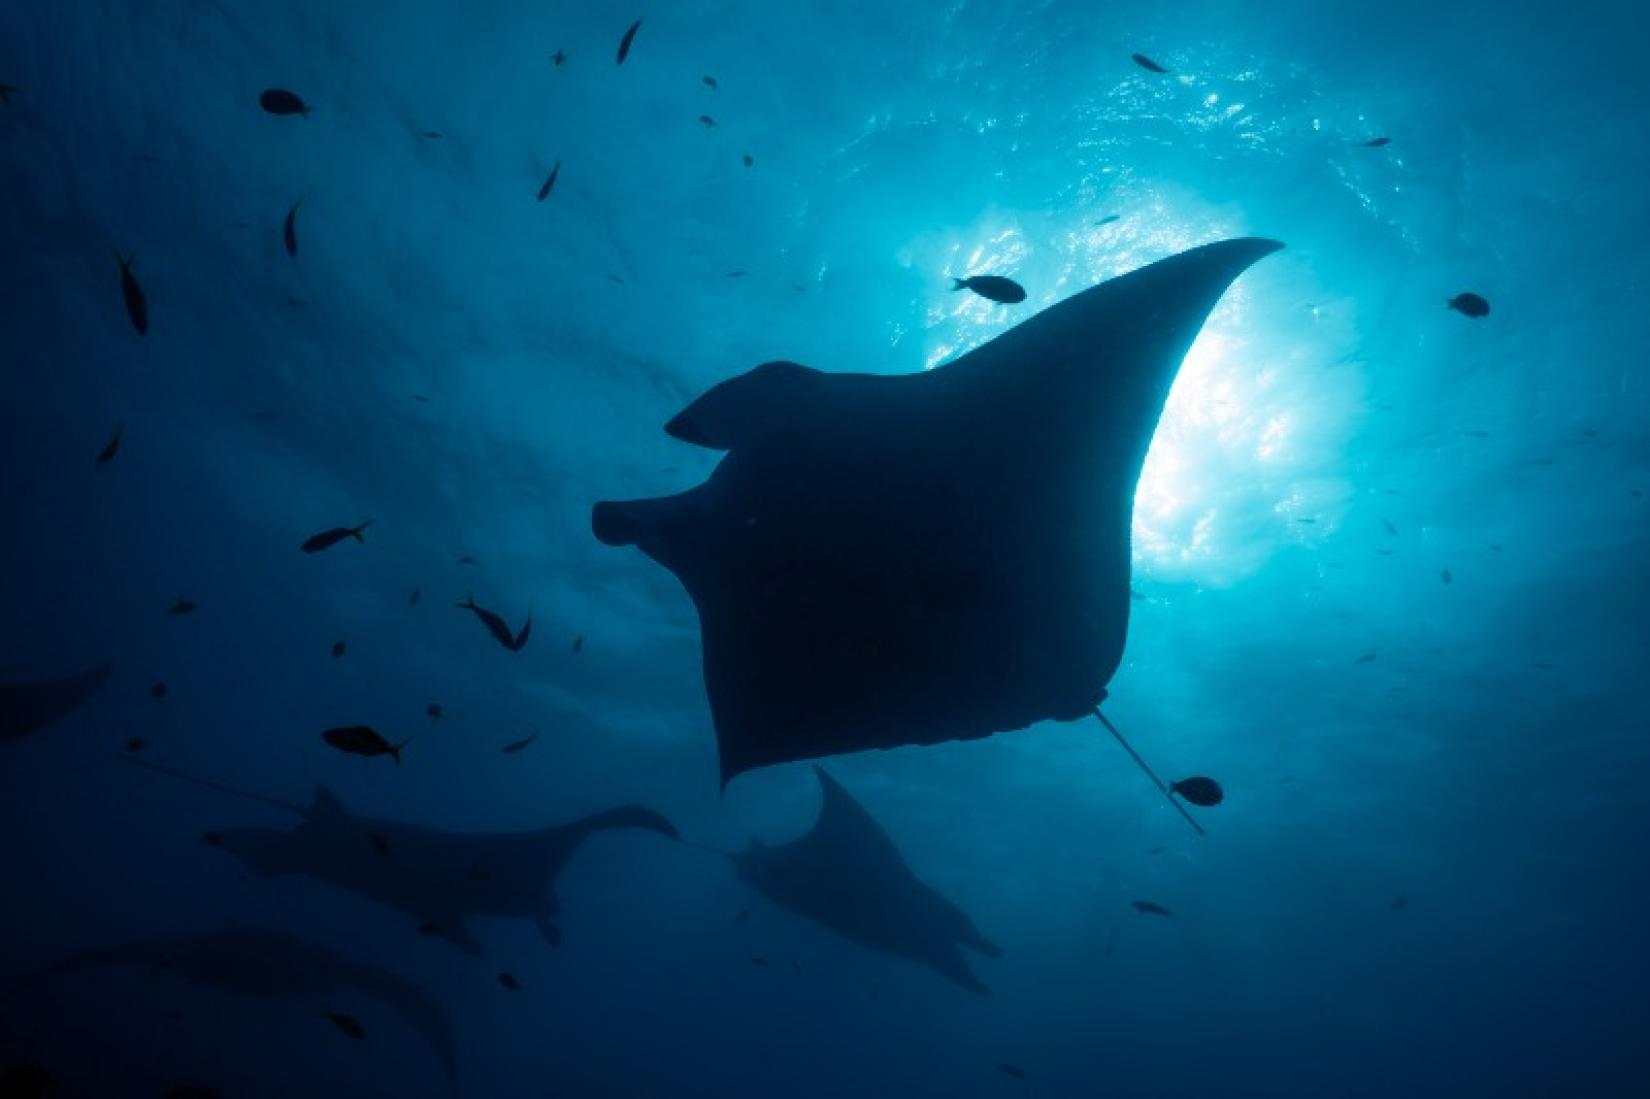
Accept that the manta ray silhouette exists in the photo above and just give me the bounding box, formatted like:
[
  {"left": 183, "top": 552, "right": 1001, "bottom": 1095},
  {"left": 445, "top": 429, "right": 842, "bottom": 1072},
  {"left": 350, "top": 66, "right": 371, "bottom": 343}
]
[
  {"left": 724, "top": 766, "right": 1000, "bottom": 995},
  {"left": 0, "top": 662, "right": 112, "bottom": 743},
  {"left": 594, "top": 239, "right": 1283, "bottom": 798},
  {"left": 124, "top": 757, "right": 677, "bottom": 953},
  {"left": 10, "top": 925, "right": 459, "bottom": 1096}
]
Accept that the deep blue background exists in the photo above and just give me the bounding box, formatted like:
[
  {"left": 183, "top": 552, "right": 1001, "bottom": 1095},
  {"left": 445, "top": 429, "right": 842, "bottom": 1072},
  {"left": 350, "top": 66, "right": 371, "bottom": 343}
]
[{"left": 2, "top": 1, "right": 1647, "bottom": 1095}]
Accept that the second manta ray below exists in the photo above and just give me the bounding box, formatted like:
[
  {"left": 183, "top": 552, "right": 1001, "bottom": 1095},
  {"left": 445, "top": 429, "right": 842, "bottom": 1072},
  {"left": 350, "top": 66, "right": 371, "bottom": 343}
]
[
  {"left": 9, "top": 925, "right": 458, "bottom": 1097},
  {"left": 727, "top": 766, "right": 1000, "bottom": 995},
  {"left": 594, "top": 239, "right": 1284, "bottom": 792},
  {"left": 124, "top": 757, "right": 676, "bottom": 953}
]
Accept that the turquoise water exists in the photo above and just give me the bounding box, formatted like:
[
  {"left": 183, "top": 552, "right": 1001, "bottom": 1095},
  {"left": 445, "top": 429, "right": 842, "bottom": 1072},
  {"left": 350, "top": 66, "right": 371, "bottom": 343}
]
[{"left": 2, "top": 1, "right": 1646, "bottom": 1095}]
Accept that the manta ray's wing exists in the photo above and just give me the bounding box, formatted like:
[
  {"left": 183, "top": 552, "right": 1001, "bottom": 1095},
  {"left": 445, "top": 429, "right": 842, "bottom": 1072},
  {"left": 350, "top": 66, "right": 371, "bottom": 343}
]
[
  {"left": 527, "top": 804, "right": 680, "bottom": 946},
  {"left": 0, "top": 661, "right": 112, "bottom": 743},
  {"left": 739, "top": 767, "right": 998, "bottom": 994},
  {"left": 14, "top": 928, "right": 460, "bottom": 1098},
  {"left": 796, "top": 766, "right": 910, "bottom": 879},
  {"left": 336, "top": 955, "right": 461, "bottom": 1097},
  {"left": 595, "top": 239, "right": 1282, "bottom": 785}
]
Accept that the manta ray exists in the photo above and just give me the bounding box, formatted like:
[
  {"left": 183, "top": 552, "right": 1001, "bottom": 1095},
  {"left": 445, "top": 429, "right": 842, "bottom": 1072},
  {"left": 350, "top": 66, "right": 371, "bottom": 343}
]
[
  {"left": 9, "top": 924, "right": 458, "bottom": 1096},
  {"left": 0, "top": 661, "right": 112, "bottom": 743},
  {"left": 722, "top": 766, "right": 1000, "bottom": 995},
  {"left": 594, "top": 239, "right": 1283, "bottom": 798},
  {"left": 125, "top": 758, "right": 677, "bottom": 953}
]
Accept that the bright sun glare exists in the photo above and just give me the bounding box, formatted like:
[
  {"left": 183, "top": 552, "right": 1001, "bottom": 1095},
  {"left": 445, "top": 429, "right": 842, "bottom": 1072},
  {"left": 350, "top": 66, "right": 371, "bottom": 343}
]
[{"left": 922, "top": 214, "right": 1318, "bottom": 582}]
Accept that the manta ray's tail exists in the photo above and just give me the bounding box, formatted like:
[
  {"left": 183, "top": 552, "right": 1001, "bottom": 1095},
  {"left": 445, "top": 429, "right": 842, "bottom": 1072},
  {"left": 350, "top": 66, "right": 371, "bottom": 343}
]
[
  {"left": 1092, "top": 706, "right": 1205, "bottom": 837},
  {"left": 117, "top": 754, "right": 309, "bottom": 816}
]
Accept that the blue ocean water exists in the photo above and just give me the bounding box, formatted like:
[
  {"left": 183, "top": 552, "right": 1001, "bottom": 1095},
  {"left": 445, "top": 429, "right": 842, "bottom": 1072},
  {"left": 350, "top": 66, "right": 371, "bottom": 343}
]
[{"left": 2, "top": 1, "right": 1647, "bottom": 1095}]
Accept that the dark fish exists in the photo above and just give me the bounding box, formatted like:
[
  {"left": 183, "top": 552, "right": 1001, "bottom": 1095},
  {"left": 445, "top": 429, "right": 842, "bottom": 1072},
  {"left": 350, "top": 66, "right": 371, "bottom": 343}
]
[
  {"left": 1354, "top": 651, "right": 1377, "bottom": 664},
  {"left": 201, "top": 831, "right": 223, "bottom": 847},
  {"left": 1169, "top": 776, "right": 1223, "bottom": 807},
  {"left": 498, "top": 971, "right": 522, "bottom": 991},
  {"left": 322, "top": 725, "right": 408, "bottom": 764},
  {"left": 0, "top": 84, "right": 16, "bottom": 106},
  {"left": 537, "top": 160, "right": 560, "bottom": 202},
  {"left": 426, "top": 703, "right": 444, "bottom": 721},
  {"left": 501, "top": 733, "right": 538, "bottom": 754},
  {"left": 742, "top": 153, "right": 753, "bottom": 167},
  {"left": 96, "top": 424, "right": 124, "bottom": 466},
  {"left": 552, "top": 49, "right": 566, "bottom": 66},
  {"left": 1296, "top": 517, "right": 1316, "bottom": 524},
  {"left": 1391, "top": 894, "right": 1409, "bottom": 911},
  {"left": 1093, "top": 214, "right": 1120, "bottom": 226},
  {"left": 331, "top": 640, "right": 346, "bottom": 659},
  {"left": 1146, "top": 846, "right": 1165, "bottom": 855},
  {"left": 0, "top": 1065, "right": 53, "bottom": 1097},
  {"left": 616, "top": 18, "right": 642, "bottom": 64},
  {"left": 699, "top": 114, "right": 716, "bottom": 127},
  {"left": 259, "top": 88, "right": 311, "bottom": 116},
  {"left": 726, "top": 270, "right": 747, "bottom": 278},
  {"left": 1440, "top": 568, "right": 1452, "bottom": 585},
  {"left": 320, "top": 1011, "right": 365, "bottom": 1040},
  {"left": 1448, "top": 292, "right": 1490, "bottom": 318},
  {"left": 1000, "top": 1063, "right": 1026, "bottom": 1080},
  {"left": 409, "top": 588, "right": 422, "bottom": 605},
  {"left": 952, "top": 274, "right": 1026, "bottom": 304},
  {"left": 733, "top": 909, "right": 749, "bottom": 923},
  {"left": 416, "top": 920, "right": 442, "bottom": 935},
  {"left": 117, "top": 252, "right": 148, "bottom": 334},
  {"left": 791, "top": 958, "right": 800, "bottom": 972},
  {"left": 1359, "top": 137, "right": 1391, "bottom": 148},
  {"left": 367, "top": 832, "right": 389, "bottom": 856},
  {"left": 301, "top": 520, "right": 374, "bottom": 553},
  {"left": 170, "top": 598, "right": 198, "bottom": 615},
  {"left": 1132, "top": 53, "right": 1169, "bottom": 74},
  {"left": 1131, "top": 900, "right": 1172, "bottom": 917},
  {"left": 457, "top": 554, "right": 480, "bottom": 567},
  {"left": 703, "top": 75, "right": 718, "bottom": 90},
  {"left": 410, "top": 394, "right": 432, "bottom": 403},
  {"left": 124, "top": 736, "right": 147, "bottom": 753},
  {"left": 749, "top": 956, "right": 770, "bottom": 967},
  {"left": 150, "top": 681, "right": 168, "bottom": 702},
  {"left": 457, "top": 593, "right": 526, "bottom": 652},
  {"left": 283, "top": 198, "right": 301, "bottom": 258},
  {"left": 512, "top": 610, "right": 532, "bottom": 653},
  {"left": 572, "top": 634, "right": 584, "bottom": 653},
  {"left": 418, "top": 130, "right": 443, "bottom": 139},
  {"left": 1380, "top": 517, "right": 1398, "bottom": 536}
]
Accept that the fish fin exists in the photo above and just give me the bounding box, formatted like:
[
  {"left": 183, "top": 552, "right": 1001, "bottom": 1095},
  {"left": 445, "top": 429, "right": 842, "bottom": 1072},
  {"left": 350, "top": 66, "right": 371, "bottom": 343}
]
[
  {"left": 393, "top": 737, "right": 413, "bottom": 764},
  {"left": 951, "top": 277, "right": 968, "bottom": 291},
  {"left": 350, "top": 519, "right": 374, "bottom": 542}
]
